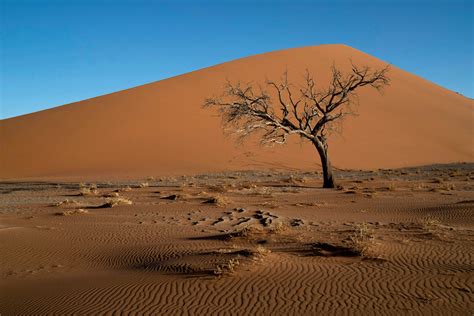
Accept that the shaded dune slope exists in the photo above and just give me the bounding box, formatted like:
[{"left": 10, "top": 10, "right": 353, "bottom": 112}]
[{"left": 1, "top": 44, "right": 472, "bottom": 179}]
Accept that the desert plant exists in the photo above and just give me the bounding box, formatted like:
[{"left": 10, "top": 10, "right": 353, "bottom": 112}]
[
  {"left": 55, "top": 209, "right": 89, "bottom": 216},
  {"left": 53, "top": 199, "right": 79, "bottom": 207},
  {"left": 103, "top": 192, "right": 120, "bottom": 198},
  {"left": 214, "top": 258, "right": 240, "bottom": 275},
  {"left": 100, "top": 197, "right": 133, "bottom": 208},
  {"left": 114, "top": 186, "right": 132, "bottom": 192},
  {"left": 349, "top": 223, "right": 374, "bottom": 256},
  {"left": 205, "top": 63, "right": 390, "bottom": 188},
  {"left": 79, "top": 187, "right": 98, "bottom": 196},
  {"left": 203, "top": 195, "right": 229, "bottom": 206}
]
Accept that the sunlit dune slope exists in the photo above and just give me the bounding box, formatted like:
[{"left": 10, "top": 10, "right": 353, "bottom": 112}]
[{"left": 1, "top": 44, "right": 472, "bottom": 179}]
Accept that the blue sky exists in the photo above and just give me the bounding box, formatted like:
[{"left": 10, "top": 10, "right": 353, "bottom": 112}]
[{"left": 1, "top": 0, "right": 472, "bottom": 119}]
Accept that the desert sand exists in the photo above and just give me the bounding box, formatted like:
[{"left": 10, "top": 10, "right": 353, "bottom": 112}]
[
  {"left": 0, "top": 44, "right": 472, "bottom": 180},
  {"left": 1, "top": 45, "right": 473, "bottom": 315},
  {"left": 0, "top": 165, "right": 473, "bottom": 314}
]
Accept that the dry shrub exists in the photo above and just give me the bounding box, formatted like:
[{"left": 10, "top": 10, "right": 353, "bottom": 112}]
[
  {"left": 269, "top": 221, "right": 288, "bottom": 234},
  {"left": 228, "top": 226, "right": 264, "bottom": 239},
  {"left": 236, "top": 186, "right": 274, "bottom": 197},
  {"left": 207, "top": 184, "right": 228, "bottom": 193},
  {"left": 53, "top": 199, "right": 78, "bottom": 207},
  {"left": 214, "top": 258, "right": 240, "bottom": 275},
  {"left": 101, "top": 197, "right": 133, "bottom": 208},
  {"left": 349, "top": 223, "right": 375, "bottom": 256},
  {"left": 283, "top": 175, "right": 307, "bottom": 184},
  {"left": 203, "top": 195, "right": 229, "bottom": 206},
  {"left": 55, "top": 209, "right": 89, "bottom": 216},
  {"left": 422, "top": 217, "right": 440, "bottom": 229},
  {"left": 240, "top": 183, "right": 257, "bottom": 190},
  {"left": 411, "top": 183, "right": 427, "bottom": 191},
  {"left": 79, "top": 187, "right": 98, "bottom": 196},
  {"left": 254, "top": 245, "right": 271, "bottom": 258},
  {"left": 439, "top": 183, "right": 456, "bottom": 191},
  {"left": 114, "top": 186, "right": 132, "bottom": 192},
  {"left": 212, "top": 248, "right": 266, "bottom": 275},
  {"left": 103, "top": 192, "right": 120, "bottom": 198},
  {"left": 139, "top": 182, "right": 149, "bottom": 188}
]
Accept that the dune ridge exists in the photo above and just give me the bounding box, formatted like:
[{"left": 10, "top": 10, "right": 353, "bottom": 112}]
[{"left": 1, "top": 44, "right": 472, "bottom": 180}]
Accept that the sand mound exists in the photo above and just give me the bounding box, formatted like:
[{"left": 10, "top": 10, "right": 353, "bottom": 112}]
[{"left": 1, "top": 44, "right": 472, "bottom": 180}]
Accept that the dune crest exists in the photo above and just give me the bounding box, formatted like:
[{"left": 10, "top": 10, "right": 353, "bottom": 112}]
[{"left": 1, "top": 44, "right": 472, "bottom": 180}]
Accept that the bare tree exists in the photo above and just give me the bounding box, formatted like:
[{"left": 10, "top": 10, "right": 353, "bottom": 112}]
[{"left": 204, "top": 63, "right": 390, "bottom": 188}]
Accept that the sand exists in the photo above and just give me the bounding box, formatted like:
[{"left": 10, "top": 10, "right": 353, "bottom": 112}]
[
  {"left": 1, "top": 45, "right": 473, "bottom": 314},
  {"left": 1, "top": 164, "right": 473, "bottom": 314},
  {"left": 1, "top": 44, "right": 473, "bottom": 180}
]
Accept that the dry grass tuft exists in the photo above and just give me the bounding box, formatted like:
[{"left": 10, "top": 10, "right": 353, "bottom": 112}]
[
  {"left": 55, "top": 209, "right": 89, "bottom": 216},
  {"left": 100, "top": 197, "right": 133, "bottom": 208},
  {"left": 283, "top": 175, "right": 307, "bottom": 184},
  {"left": 422, "top": 217, "right": 441, "bottom": 229},
  {"left": 114, "top": 186, "right": 132, "bottom": 192},
  {"left": 203, "top": 195, "right": 229, "bottom": 206},
  {"left": 349, "top": 223, "right": 375, "bottom": 256},
  {"left": 79, "top": 187, "right": 99, "bottom": 196},
  {"left": 269, "top": 221, "right": 289, "bottom": 234},
  {"left": 53, "top": 199, "right": 79, "bottom": 207},
  {"left": 207, "top": 184, "right": 229, "bottom": 193},
  {"left": 439, "top": 183, "right": 456, "bottom": 191},
  {"left": 214, "top": 258, "right": 240, "bottom": 275},
  {"left": 139, "top": 182, "right": 149, "bottom": 188},
  {"left": 103, "top": 192, "right": 120, "bottom": 198}
]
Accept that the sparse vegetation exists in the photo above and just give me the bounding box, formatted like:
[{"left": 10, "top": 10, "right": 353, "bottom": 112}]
[
  {"left": 79, "top": 187, "right": 99, "bottom": 196},
  {"left": 349, "top": 223, "right": 375, "bottom": 256},
  {"left": 55, "top": 209, "right": 89, "bottom": 216},
  {"left": 114, "top": 186, "right": 132, "bottom": 192},
  {"left": 53, "top": 199, "right": 79, "bottom": 207},
  {"left": 203, "top": 195, "right": 229, "bottom": 206},
  {"left": 103, "top": 192, "right": 120, "bottom": 198},
  {"left": 214, "top": 258, "right": 240, "bottom": 275},
  {"left": 100, "top": 197, "right": 133, "bottom": 208},
  {"left": 269, "top": 221, "right": 288, "bottom": 233}
]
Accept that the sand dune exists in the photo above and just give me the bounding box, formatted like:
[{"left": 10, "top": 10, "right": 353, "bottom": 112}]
[{"left": 1, "top": 44, "right": 473, "bottom": 180}]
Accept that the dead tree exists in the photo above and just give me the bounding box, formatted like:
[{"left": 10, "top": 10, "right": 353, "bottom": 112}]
[{"left": 204, "top": 63, "right": 390, "bottom": 188}]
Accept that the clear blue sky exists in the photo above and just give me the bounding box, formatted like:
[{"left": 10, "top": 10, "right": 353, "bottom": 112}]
[{"left": 1, "top": 0, "right": 472, "bottom": 119}]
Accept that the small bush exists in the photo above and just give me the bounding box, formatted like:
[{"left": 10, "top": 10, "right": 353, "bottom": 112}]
[
  {"left": 349, "top": 223, "right": 375, "bottom": 256},
  {"left": 79, "top": 187, "right": 98, "bottom": 196},
  {"left": 203, "top": 195, "right": 229, "bottom": 206},
  {"left": 55, "top": 209, "right": 89, "bottom": 216},
  {"left": 53, "top": 199, "right": 78, "bottom": 207},
  {"left": 100, "top": 197, "right": 133, "bottom": 208}
]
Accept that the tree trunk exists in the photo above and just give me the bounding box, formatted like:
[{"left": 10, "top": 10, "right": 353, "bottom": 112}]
[{"left": 313, "top": 140, "right": 335, "bottom": 188}]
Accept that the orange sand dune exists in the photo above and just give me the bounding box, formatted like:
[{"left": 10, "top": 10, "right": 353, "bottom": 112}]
[{"left": 1, "top": 44, "right": 472, "bottom": 179}]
